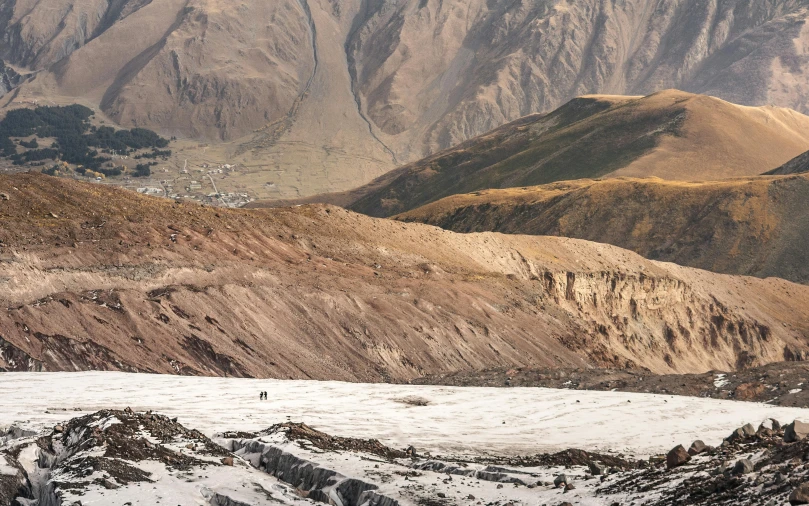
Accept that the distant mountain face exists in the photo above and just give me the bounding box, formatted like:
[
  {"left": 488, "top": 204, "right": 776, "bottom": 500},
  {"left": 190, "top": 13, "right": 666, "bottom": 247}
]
[{"left": 4, "top": 0, "right": 809, "bottom": 191}]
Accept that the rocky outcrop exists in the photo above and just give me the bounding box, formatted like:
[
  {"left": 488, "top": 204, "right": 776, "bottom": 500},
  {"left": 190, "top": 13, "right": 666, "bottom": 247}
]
[
  {"left": 0, "top": 453, "right": 32, "bottom": 506},
  {"left": 0, "top": 59, "right": 25, "bottom": 97},
  {"left": 229, "top": 439, "right": 399, "bottom": 506}
]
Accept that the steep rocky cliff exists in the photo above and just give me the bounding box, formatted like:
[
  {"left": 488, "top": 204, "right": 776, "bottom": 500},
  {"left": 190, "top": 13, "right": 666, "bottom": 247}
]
[{"left": 1, "top": 174, "right": 808, "bottom": 378}]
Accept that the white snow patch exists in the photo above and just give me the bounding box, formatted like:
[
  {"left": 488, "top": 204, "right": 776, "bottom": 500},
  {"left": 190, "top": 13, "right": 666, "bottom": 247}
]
[
  {"left": 0, "top": 455, "right": 17, "bottom": 476},
  {"left": 89, "top": 415, "right": 120, "bottom": 431},
  {"left": 790, "top": 389, "right": 803, "bottom": 394},
  {"left": 1, "top": 372, "right": 809, "bottom": 458},
  {"left": 714, "top": 374, "right": 730, "bottom": 388}
]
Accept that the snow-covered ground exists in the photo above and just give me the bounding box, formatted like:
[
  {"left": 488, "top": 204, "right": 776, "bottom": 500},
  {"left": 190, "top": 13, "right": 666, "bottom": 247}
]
[{"left": 2, "top": 371, "right": 808, "bottom": 458}]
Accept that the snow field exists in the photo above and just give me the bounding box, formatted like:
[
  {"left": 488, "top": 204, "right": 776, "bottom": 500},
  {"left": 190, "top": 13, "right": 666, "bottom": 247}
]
[{"left": 2, "top": 371, "right": 808, "bottom": 458}]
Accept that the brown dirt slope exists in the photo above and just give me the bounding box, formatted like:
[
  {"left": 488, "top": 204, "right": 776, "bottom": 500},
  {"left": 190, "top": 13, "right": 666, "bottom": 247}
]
[
  {"left": 1, "top": 174, "right": 809, "bottom": 379},
  {"left": 262, "top": 91, "right": 809, "bottom": 216},
  {"left": 396, "top": 174, "right": 809, "bottom": 285}
]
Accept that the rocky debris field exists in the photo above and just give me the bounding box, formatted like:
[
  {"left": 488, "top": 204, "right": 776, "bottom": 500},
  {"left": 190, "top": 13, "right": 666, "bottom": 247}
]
[
  {"left": 414, "top": 361, "right": 809, "bottom": 407},
  {"left": 0, "top": 409, "right": 313, "bottom": 506},
  {"left": 6, "top": 408, "right": 809, "bottom": 505}
]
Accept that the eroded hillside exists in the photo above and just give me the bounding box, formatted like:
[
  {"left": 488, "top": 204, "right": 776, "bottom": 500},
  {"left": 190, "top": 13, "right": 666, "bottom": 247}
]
[
  {"left": 396, "top": 174, "right": 809, "bottom": 285},
  {"left": 1, "top": 174, "right": 808, "bottom": 379}
]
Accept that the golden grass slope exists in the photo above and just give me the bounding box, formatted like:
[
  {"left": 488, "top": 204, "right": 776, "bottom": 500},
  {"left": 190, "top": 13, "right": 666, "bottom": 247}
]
[
  {"left": 608, "top": 92, "right": 809, "bottom": 180},
  {"left": 396, "top": 174, "right": 809, "bottom": 285},
  {"left": 261, "top": 91, "right": 809, "bottom": 216},
  {"left": 2, "top": 174, "right": 809, "bottom": 377}
]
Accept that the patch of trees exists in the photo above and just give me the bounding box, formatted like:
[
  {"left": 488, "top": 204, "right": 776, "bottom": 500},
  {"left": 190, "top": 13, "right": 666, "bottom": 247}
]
[
  {"left": 135, "top": 149, "right": 172, "bottom": 159},
  {"left": 133, "top": 162, "right": 157, "bottom": 177},
  {"left": 0, "top": 105, "right": 171, "bottom": 172}
]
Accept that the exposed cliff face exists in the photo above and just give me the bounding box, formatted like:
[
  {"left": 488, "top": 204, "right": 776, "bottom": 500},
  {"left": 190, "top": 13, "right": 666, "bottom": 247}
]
[
  {"left": 5, "top": 1, "right": 809, "bottom": 198},
  {"left": 1, "top": 174, "right": 808, "bottom": 378},
  {"left": 0, "top": 59, "right": 24, "bottom": 97},
  {"left": 396, "top": 174, "right": 809, "bottom": 285},
  {"left": 539, "top": 270, "right": 781, "bottom": 372},
  {"left": 0, "top": 0, "right": 151, "bottom": 69}
]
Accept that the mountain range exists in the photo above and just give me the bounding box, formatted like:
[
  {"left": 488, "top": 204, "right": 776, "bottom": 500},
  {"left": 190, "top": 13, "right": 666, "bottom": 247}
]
[{"left": 6, "top": 0, "right": 809, "bottom": 197}]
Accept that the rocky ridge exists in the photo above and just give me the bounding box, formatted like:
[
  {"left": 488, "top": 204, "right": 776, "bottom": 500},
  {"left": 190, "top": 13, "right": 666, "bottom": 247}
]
[{"left": 413, "top": 361, "right": 809, "bottom": 407}]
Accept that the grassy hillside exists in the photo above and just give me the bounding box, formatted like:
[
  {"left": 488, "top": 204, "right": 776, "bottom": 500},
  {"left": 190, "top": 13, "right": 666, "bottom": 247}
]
[
  {"left": 396, "top": 174, "right": 809, "bottom": 285},
  {"left": 253, "top": 91, "right": 809, "bottom": 217}
]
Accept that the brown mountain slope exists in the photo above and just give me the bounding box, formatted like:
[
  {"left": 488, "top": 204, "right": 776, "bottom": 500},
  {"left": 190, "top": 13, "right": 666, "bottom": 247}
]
[
  {"left": 766, "top": 150, "right": 809, "bottom": 175},
  {"left": 262, "top": 91, "right": 809, "bottom": 216},
  {"left": 395, "top": 174, "right": 809, "bottom": 285},
  {"left": 6, "top": 1, "right": 809, "bottom": 198},
  {"left": 1, "top": 174, "right": 809, "bottom": 378}
]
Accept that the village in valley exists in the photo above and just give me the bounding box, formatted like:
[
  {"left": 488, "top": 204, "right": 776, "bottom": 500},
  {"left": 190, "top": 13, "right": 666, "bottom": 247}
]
[{"left": 0, "top": 102, "right": 255, "bottom": 207}]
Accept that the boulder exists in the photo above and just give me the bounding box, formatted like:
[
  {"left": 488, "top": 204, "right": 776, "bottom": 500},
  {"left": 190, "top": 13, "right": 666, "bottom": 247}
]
[
  {"left": 726, "top": 427, "right": 745, "bottom": 442},
  {"left": 785, "top": 420, "right": 809, "bottom": 443},
  {"left": 734, "top": 383, "right": 765, "bottom": 401},
  {"left": 733, "top": 459, "right": 754, "bottom": 475},
  {"left": 771, "top": 418, "right": 783, "bottom": 432},
  {"left": 553, "top": 474, "right": 568, "bottom": 488},
  {"left": 588, "top": 461, "right": 604, "bottom": 476},
  {"left": 790, "top": 482, "right": 809, "bottom": 505},
  {"left": 688, "top": 440, "right": 708, "bottom": 456},
  {"left": 727, "top": 423, "right": 756, "bottom": 442},
  {"left": 666, "top": 445, "right": 691, "bottom": 469}
]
